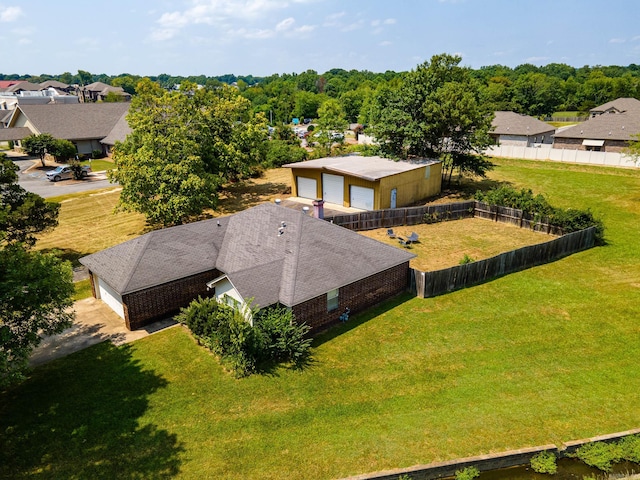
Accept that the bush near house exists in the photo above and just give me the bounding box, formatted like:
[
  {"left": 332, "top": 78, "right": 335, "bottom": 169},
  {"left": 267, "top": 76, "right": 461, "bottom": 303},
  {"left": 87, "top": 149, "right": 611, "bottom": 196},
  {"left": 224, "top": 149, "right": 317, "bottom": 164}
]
[{"left": 176, "top": 297, "right": 312, "bottom": 377}]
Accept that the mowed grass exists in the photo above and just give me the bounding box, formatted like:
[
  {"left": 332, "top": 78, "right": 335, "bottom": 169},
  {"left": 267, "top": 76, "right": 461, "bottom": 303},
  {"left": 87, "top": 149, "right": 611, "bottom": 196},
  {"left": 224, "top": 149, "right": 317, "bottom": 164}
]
[
  {"left": 35, "top": 168, "right": 292, "bottom": 265},
  {"left": 2, "top": 159, "right": 640, "bottom": 479},
  {"left": 359, "top": 218, "right": 551, "bottom": 271}
]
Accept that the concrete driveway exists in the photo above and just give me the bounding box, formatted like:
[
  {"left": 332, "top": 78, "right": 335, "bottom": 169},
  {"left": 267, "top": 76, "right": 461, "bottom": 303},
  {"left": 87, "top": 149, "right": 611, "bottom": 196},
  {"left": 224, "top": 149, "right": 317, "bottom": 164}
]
[{"left": 29, "top": 298, "right": 177, "bottom": 366}]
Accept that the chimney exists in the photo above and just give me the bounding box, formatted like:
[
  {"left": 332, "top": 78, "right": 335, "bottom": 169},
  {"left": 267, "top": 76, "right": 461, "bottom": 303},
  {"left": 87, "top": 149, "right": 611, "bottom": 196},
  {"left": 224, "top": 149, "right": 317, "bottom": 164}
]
[{"left": 312, "top": 199, "right": 324, "bottom": 219}]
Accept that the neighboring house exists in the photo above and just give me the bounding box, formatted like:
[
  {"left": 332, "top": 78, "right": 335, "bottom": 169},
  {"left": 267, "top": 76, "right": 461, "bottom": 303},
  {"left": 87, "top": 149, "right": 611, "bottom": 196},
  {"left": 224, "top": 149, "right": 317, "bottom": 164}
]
[
  {"left": 284, "top": 155, "right": 442, "bottom": 210},
  {"left": 0, "top": 81, "right": 42, "bottom": 94},
  {"left": 589, "top": 97, "right": 640, "bottom": 117},
  {"left": 5, "top": 103, "right": 129, "bottom": 155},
  {"left": 553, "top": 98, "right": 640, "bottom": 152},
  {"left": 76, "top": 82, "right": 131, "bottom": 103},
  {"left": 39, "top": 80, "right": 75, "bottom": 94},
  {"left": 490, "top": 111, "right": 555, "bottom": 147},
  {"left": 80, "top": 203, "right": 415, "bottom": 333},
  {"left": 0, "top": 88, "right": 78, "bottom": 110}
]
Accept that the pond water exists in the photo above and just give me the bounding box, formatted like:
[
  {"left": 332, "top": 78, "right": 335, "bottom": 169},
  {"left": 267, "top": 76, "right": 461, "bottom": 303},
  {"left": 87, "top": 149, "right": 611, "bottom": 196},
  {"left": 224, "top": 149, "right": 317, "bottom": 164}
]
[{"left": 449, "top": 458, "right": 640, "bottom": 480}]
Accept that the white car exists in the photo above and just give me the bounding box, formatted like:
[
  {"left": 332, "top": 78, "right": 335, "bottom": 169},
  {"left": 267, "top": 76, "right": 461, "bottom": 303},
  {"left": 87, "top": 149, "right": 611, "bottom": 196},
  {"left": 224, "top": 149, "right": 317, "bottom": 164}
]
[{"left": 46, "top": 164, "right": 91, "bottom": 182}]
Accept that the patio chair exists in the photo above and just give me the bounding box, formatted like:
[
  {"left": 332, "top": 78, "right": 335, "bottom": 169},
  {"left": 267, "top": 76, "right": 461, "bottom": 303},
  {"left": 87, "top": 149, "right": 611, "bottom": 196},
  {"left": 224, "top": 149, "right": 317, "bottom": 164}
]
[
  {"left": 387, "top": 228, "right": 396, "bottom": 238},
  {"left": 407, "top": 232, "right": 419, "bottom": 243}
]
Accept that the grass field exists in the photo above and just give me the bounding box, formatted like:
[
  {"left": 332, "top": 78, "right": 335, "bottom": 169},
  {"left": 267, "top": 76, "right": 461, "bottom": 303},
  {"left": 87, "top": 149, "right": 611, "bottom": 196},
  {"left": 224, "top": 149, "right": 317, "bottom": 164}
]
[{"left": 2, "top": 158, "right": 640, "bottom": 479}]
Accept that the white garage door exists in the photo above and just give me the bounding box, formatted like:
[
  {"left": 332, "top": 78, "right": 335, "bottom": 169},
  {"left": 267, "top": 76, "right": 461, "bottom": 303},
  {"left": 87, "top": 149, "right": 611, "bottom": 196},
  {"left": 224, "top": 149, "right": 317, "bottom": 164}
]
[
  {"left": 350, "top": 185, "right": 374, "bottom": 210},
  {"left": 97, "top": 276, "right": 125, "bottom": 319},
  {"left": 322, "top": 173, "right": 344, "bottom": 205},
  {"left": 296, "top": 176, "right": 317, "bottom": 199}
]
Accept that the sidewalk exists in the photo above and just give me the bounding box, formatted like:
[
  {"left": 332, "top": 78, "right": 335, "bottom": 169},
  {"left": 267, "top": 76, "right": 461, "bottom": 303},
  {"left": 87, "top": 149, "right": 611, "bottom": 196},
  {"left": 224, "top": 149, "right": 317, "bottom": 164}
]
[{"left": 29, "top": 298, "right": 177, "bottom": 366}]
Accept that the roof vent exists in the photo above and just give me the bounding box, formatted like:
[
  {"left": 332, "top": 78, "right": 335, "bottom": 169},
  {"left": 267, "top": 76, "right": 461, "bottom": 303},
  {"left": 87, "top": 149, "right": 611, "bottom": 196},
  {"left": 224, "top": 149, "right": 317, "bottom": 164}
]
[
  {"left": 278, "top": 226, "right": 285, "bottom": 236},
  {"left": 281, "top": 221, "right": 286, "bottom": 228}
]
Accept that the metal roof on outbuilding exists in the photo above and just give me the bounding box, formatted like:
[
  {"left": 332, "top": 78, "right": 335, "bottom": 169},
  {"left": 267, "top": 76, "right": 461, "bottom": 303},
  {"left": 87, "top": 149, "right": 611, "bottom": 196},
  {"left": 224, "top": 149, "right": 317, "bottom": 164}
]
[{"left": 283, "top": 155, "right": 439, "bottom": 182}]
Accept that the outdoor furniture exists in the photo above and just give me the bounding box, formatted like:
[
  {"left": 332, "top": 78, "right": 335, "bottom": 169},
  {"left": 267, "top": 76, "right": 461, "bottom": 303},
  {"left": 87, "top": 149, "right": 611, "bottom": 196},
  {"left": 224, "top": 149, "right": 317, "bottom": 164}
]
[
  {"left": 398, "top": 237, "right": 411, "bottom": 248},
  {"left": 387, "top": 228, "right": 395, "bottom": 238},
  {"left": 407, "top": 232, "right": 419, "bottom": 243}
]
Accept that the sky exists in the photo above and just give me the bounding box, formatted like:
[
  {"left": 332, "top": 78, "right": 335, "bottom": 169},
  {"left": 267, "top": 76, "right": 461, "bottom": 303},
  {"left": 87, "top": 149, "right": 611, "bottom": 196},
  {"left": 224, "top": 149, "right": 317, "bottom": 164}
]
[{"left": 3, "top": 0, "right": 640, "bottom": 77}]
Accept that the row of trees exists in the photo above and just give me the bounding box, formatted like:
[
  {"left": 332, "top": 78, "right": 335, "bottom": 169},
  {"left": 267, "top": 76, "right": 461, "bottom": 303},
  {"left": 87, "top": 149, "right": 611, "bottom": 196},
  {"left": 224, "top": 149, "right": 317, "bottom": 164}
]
[{"left": 5, "top": 62, "right": 640, "bottom": 121}]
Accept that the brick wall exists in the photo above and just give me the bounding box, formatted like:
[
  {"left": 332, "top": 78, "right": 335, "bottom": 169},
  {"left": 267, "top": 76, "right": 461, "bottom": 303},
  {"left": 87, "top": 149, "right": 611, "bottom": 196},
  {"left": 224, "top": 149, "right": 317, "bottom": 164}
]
[
  {"left": 292, "top": 262, "right": 410, "bottom": 334},
  {"left": 553, "top": 137, "right": 629, "bottom": 152},
  {"left": 122, "top": 269, "right": 219, "bottom": 330}
]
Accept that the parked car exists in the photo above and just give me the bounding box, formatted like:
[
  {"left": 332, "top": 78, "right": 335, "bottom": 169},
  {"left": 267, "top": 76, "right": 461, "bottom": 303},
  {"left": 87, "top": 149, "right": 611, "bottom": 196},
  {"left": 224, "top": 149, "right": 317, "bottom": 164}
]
[{"left": 46, "top": 164, "right": 92, "bottom": 182}]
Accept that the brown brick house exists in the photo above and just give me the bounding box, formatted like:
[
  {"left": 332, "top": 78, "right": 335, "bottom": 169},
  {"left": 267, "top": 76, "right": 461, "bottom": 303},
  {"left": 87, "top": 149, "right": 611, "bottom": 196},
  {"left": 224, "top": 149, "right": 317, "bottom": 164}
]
[
  {"left": 80, "top": 203, "right": 414, "bottom": 334},
  {"left": 553, "top": 98, "right": 640, "bottom": 153}
]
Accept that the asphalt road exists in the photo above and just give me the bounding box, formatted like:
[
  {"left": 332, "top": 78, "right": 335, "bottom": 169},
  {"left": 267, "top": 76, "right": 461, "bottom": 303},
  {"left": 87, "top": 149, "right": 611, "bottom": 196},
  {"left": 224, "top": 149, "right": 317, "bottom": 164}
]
[{"left": 8, "top": 152, "right": 117, "bottom": 198}]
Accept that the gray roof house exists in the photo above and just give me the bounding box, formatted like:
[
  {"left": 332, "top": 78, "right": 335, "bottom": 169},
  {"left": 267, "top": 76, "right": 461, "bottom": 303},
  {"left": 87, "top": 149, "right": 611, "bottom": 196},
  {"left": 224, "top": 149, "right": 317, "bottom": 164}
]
[
  {"left": 589, "top": 97, "right": 640, "bottom": 117},
  {"left": 80, "top": 203, "right": 415, "bottom": 333},
  {"left": 490, "top": 111, "right": 556, "bottom": 147},
  {"left": 5, "top": 103, "right": 129, "bottom": 155},
  {"left": 554, "top": 98, "right": 640, "bottom": 153}
]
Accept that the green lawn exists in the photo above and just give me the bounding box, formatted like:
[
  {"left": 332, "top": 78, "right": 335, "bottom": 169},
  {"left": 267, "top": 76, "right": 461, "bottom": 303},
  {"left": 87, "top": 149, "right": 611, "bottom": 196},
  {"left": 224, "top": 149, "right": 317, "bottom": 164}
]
[{"left": 2, "top": 158, "right": 640, "bottom": 479}]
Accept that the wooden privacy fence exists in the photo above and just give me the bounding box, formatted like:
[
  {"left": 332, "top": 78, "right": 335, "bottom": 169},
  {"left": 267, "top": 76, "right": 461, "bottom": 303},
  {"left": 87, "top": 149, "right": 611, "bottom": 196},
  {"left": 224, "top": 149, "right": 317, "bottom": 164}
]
[
  {"left": 324, "top": 201, "right": 598, "bottom": 298},
  {"left": 411, "top": 227, "right": 596, "bottom": 298},
  {"left": 325, "top": 201, "right": 475, "bottom": 230}
]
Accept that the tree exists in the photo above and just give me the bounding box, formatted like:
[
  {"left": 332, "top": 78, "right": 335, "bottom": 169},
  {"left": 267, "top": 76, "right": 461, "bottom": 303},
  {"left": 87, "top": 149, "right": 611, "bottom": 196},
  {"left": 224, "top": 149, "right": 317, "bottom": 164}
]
[
  {"left": 0, "top": 155, "right": 59, "bottom": 247},
  {"left": 76, "top": 69, "right": 93, "bottom": 86},
  {"left": 21, "top": 133, "right": 57, "bottom": 167},
  {"left": 109, "top": 79, "right": 267, "bottom": 227},
  {"left": 625, "top": 133, "right": 640, "bottom": 166},
  {"left": 48, "top": 139, "right": 77, "bottom": 163},
  {"left": 371, "top": 54, "right": 494, "bottom": 185},
  {"left": 314, "top": 99, "right": 348, "bottom": 156},
  {"left": 0, "top": 153, "right": 73, "bottom": 387}
]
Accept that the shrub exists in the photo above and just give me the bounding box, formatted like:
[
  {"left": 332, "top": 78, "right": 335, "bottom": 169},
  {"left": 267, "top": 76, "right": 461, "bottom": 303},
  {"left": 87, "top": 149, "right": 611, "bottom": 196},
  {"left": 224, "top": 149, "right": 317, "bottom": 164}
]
[
  {"left": 254, "top": 306, "right": 312, "bottom": 368},
  {"left": 265, "top": 140, "right": 308, "bottom": 168},
  {"left": 459, "top": 254, "right": 475, "bottom": 265},
  {"left": 455, "top": 466, "right": 480, "bottom": 480},
  {"left": 177, "top": 298, "right": 312, "bottom": 377},
  {"left": 573, "top": 441, "right": 620, "bottom": 472},
  {"left": 49, "top": 139, "right": 77, "bottom": 162},
  {"left": 617, "top": 434, "right": 640, "bottom": 463},
  {"left": 475, "top": 186, "right": 605, "bottom": 245},
  {"left": 91, "top": 149, "right": 103, "bottom": 159},
  {"left": 530, "top": 451, "right": 557, "bottom": 474},
  {"left": 475, "top": 186, "right": 553, "bottom": 216}
]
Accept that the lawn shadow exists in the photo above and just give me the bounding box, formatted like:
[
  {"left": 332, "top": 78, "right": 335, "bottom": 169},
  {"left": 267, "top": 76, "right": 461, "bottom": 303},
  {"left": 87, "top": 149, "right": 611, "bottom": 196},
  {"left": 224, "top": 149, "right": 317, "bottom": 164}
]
[
  {"left": 311, "top": 292, "right": 414, "bottom": 348},
  {"left": 217, "top": 179, "right": 290, "bottom": 214},
  {"left": 0, "top": 342, "right": 183, "bottom": 479}
]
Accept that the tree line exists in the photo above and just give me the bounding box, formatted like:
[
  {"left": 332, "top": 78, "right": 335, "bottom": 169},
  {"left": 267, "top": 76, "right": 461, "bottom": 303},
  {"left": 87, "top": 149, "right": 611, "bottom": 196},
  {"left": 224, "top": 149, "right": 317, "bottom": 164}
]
[{"left": 3, "top": 62, "right": 640, "bottom": 120}]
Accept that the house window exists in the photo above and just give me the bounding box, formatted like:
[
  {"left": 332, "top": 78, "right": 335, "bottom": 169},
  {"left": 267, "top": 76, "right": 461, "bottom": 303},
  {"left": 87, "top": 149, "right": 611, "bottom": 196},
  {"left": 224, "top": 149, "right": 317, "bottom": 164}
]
[{"left": 327, "top": 289, "right": 339, "bottom": 312}]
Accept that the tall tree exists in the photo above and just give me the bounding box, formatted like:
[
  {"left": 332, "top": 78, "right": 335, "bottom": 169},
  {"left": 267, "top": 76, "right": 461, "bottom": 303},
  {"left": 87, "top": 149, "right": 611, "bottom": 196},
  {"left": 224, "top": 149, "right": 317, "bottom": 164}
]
[
  {"left": 0, "top": 153, "right": 73, "bottom": 387},
  {"left": 314, "top": 99, "right": 348, "bottom": 156},
  {"left": 371, "top": 54, "right": 494, "bottom": 184},
  {"left": 110, "top": 79, "right": 267, "bottom": 227}
]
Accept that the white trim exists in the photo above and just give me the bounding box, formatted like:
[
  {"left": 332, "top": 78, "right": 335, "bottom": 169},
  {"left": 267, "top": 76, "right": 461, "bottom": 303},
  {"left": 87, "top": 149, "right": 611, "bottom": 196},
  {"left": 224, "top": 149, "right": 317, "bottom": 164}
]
[{"left": 582, "top": 139, "right": 605, "bottom": 147}]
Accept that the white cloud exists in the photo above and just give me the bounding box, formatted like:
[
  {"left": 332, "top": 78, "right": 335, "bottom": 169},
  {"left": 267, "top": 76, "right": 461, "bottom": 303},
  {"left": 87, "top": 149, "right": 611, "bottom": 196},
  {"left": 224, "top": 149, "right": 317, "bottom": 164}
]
[
  {"left": 0, "top": 6, "right": 22, "bottom": 22},
  {"left": 342, "top": 20, "right": 364, "bottom": 32},
  {"left": 17, "top": 37, "right": 31, "bottom": 45},
  {"left": 295, "top": 24, "right": 315, "bottom": 34},
  {"left": 383, "top": 18, "right": 396, "bottom": 25},
  {"left": 632, "top": 35, "right": 640, "bottom": 42},
  {"left": 379, "top": 40, "right": 392, "bottom": 47},
  {"left": 526, "top": 56, "right": 550, "bottom": 63},
  {"left": 371, "top": 19, "right": 380, "bottom": 27},
  {"left": 149, "top": 28, "right": 178, "bottom": 42},
  {"left": 609, "top": 38, "right": 625, "bottom": 44},
  {"left": 276, "top": 17, "right": 295, "bottom": 31},
  {"left": 323, "top": 11, "right": 345, "bottom": 27}
]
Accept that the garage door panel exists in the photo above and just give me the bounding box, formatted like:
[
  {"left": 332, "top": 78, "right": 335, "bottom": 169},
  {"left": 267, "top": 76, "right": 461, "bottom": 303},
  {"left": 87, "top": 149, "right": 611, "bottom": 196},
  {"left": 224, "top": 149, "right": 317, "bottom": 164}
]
[
  {"left": 97, "top": 277, "right": 125, "bottom": 319},
  {"left": 350, "top": 185, "right": 374, "bottom": 210},
  {"left": 297, "top": 177, "right": 317, "bottom": 199},
  {"left": 322, "top": 173, "right": 344, "bottom": 205}
]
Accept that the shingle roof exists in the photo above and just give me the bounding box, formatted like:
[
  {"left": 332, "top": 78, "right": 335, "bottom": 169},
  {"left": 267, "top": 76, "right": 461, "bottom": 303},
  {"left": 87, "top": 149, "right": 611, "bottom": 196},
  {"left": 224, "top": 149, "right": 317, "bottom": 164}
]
[
  {"left": 491, "top": 111, "right": 556, "bottom": 136},
  {"left": 40, "top": 80, "right": 70, "bottom": 89},
  {"left": 3, "top": 81, "right": 42, "bottom": 93},
  {"left": 553, "top": 109, "right": 640, "bottom": 141},
  {"left": 10, "top": 103, "right": 129, "bottom": 141},
  {"left": 590, "top": 98, "right": 640, "bottom": 115},
  {"left": 283, "top": 155, "right": 438, "bottom": 181},
  {"left": 0, "top": 127, "right": 31, "bottom": 141},
  {"left": 80, "top": 203, "right": 415, "bottom": 308},
  {"left": 100, "top": 110, "right": 131, "bottom": 145}
]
